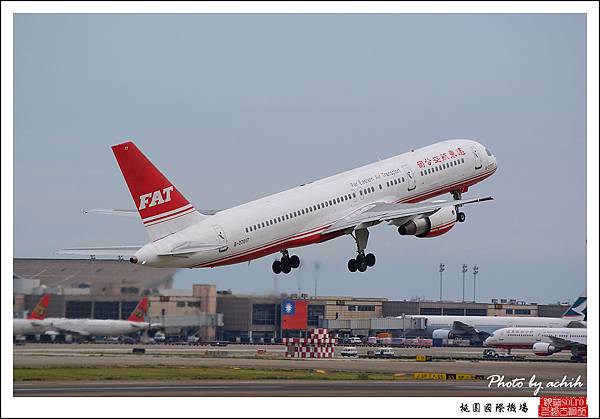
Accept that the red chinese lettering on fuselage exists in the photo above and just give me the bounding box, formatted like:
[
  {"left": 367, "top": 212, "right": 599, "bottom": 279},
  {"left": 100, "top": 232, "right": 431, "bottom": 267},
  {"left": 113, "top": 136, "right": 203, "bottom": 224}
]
[{"left": 416, "top": 147, "right": 466, "bottom": 169}]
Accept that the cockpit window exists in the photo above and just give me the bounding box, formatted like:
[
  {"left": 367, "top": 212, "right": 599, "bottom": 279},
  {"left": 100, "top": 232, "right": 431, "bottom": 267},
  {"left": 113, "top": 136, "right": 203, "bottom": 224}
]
[{"left": 485, "top": 148, "right": 493, "bottom": 156}]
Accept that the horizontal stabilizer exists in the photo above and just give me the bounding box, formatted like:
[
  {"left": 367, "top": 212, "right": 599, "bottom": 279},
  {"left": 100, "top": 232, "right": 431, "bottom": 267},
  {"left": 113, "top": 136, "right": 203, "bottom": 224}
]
[
  {"left": 84, "top": 209, "right": 139, "bottom": 217},
  {"left": 57, "top": 246, "right": 142, "bottom": 257},
  {"left": 158, "top": 241, "right": 225, "bottom": 256},
  {"left": 85, "top": 208, "right": 221, "bottom": 217}
]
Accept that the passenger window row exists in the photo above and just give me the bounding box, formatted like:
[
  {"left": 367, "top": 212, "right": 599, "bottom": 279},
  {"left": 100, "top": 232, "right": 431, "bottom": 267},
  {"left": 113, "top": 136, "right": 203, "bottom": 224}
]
[
  {"left": 359, "top": 186, "right": 375, "bottom": 196},
  {"left": 385, "top": 177, "right": 405, "bottom": 188},
  {"left": 244, "top": 192, "right": 358, "bottom": 233},
  {"left": 420, "top": 157, "right": 465, "bottom": 176}
]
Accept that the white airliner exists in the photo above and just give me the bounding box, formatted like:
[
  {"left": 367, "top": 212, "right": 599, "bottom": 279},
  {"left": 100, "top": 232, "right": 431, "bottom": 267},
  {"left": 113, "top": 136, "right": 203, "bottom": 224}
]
[
  {"left": 13, "top": 294, "right": 52, "bottom": 336},
  {"left": 50, "top": 297, "right": 152, "bottom": 337},
  {"left": 412, "top": 291, "right": 586, "bottom": 343},
  {"left": 484, "top": 327, "right": 587, "bottom": 361},
  {"left": 60, "top": 139, "right": 497, "bottom": 273}
]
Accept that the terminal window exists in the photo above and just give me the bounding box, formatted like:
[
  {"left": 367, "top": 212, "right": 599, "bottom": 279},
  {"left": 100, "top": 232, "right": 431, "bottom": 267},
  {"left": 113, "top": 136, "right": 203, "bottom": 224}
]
[
  {"left": 120, "top": 301, "right": 139, "bottom": 319},
  {"left": 420, "top": 307, "right": 442, "bottom": 315},
  {"left": 465, "top": 309, "right": 487, "bottom": 316},
  {"left": 65, "top": 301, "right": 92, "bottom": 319},
  {"left": 94, "top": 301, "right": 119, "bottom": 319},
  {"left": 252, "top": 304, "right": 276, "bottom": 325},
  {"left": 442, "top": 308, "right": 465, "bottom": 316},
  {"left": 514, "top": 309, "right": 531, "bottom": 315},
  {"left": 307, "top": 305, "right": 325, "bottom": 327}
]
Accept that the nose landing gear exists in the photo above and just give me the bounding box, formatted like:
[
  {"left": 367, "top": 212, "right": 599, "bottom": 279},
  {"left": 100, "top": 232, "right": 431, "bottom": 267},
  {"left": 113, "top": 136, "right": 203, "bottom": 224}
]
[{"left": 272, "top": 250, "right": 300, "bottom": 274}]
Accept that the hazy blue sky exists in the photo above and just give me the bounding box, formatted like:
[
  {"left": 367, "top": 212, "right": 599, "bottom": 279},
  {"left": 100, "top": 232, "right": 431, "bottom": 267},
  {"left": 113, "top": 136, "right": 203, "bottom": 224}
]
[{"left": 13, "top": 14, "right": 586, "bottom": 304}]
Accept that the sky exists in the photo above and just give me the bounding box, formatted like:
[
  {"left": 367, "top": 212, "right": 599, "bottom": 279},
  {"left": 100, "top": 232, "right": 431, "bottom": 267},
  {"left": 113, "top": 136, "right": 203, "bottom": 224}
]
[{"left": 13, "top": 13, "right": 587, "bottom": 304}]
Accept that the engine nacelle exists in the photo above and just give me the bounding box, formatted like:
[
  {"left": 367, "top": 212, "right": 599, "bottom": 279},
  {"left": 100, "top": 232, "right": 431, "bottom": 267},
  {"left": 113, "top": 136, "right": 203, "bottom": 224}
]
[
  {"left": 398, "top": 206, "right": 457, "bottom": 238},
  {"left": 532, "top": 342, "right": 559, "bottom": 356},
  {"left": 432, "top": 329, "right": 454, "bottom": 340}
]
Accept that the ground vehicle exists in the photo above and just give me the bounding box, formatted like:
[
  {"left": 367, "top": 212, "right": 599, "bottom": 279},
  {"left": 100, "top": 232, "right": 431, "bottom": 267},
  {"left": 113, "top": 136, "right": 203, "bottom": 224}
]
[
  {"left": 153, "top": 331, "right": 166, "bottom": 343},
  {"left": 210, "top": 341, "right": 228, "bottom": 347},
  {"left": 340, "top": 347, "right": 358, "bottom": 357},
  {"left": 482, "top": 349, "right": 518, "bottom": 360},
  {"left": 348, "top": 337, "right": 362, "bottom": 344},
  {"left": 187, "top": 335, "right": 201, "bottom": 344},
  {"left": 373, "top": 347, "right": 395, "bottom": 358}
]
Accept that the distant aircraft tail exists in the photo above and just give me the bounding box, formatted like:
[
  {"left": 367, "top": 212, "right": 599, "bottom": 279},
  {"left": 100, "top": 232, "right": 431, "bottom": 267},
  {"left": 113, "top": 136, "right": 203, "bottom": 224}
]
[
  {"left": 127, "top": 297, "right": 149, "bottom": 322},
  {"left": 112, "top": 141, "right": 207, "bottom": 241},
  {"left": 561, "top": 290, "right": 587, "bottom": 322},
  {"left": 27, "top": 294, "right": 50, "bottom": 320}
]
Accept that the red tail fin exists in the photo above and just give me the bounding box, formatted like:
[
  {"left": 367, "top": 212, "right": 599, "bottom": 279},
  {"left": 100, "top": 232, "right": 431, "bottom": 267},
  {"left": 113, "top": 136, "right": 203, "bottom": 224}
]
[
  {"left": 27, "top": 294, "right": 50, "bottom": 320},
  {"left": 127, "top": 297, "right": 148, "bottom": 322},
  {"left": 111, "top": 141, "right": 205, "bottom": 240}
]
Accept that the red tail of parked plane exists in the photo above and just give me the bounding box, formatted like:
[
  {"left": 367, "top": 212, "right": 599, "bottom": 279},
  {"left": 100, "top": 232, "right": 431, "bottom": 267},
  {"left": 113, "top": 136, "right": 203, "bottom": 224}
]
[
  {"left": 127, "top": 297, "right": 149, "bottom": 322},
  {"left": 27, "top": 294, "right": 50, "bottom": 320}
]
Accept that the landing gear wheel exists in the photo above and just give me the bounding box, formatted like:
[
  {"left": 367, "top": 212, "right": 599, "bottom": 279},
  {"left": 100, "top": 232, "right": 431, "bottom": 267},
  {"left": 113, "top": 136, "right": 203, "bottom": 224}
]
[
  {"left": 289, "top": 255, "right": 300, "bottom": 269},
  {"left": 457, "top": 212, "right": 466, "bottom": 223},
  {"left": 272, "top": 260, "right": 282, "bottom": 274},
  {"left": 365, "top": 253, "right": 376, "bottom": 267},
  {"left": 357, "top": 254, "right": 368, "bottom": 272},
  {"left": 348, "top": 259, "right": 358, "bottom": 272},
  {"left": 281, "top": 260, "right": 291, "bottom": 274}
]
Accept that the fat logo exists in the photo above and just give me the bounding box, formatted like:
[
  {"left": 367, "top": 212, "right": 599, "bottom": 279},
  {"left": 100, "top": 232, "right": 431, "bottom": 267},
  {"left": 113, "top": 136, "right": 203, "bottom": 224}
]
[{"left": 139, "top": 186, "right": 174, "bottom": 210}]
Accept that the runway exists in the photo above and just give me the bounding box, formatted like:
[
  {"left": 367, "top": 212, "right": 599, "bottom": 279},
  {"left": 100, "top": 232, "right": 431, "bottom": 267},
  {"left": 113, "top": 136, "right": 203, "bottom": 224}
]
[
  {"left": 13, "top": 343, "right": 586, "bottom": 397},
  {"left": 13, "top": 379, "right": 588, "bottom": 397},
  {"left": 13, "top": 344, "right": 585, "bottom": 382}
]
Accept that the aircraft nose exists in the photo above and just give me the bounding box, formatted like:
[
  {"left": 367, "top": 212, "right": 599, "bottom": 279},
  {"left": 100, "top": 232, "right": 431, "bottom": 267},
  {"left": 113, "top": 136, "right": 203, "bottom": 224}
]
[{"left": 483, "top": 337, "right": 492, "bottom": 347}]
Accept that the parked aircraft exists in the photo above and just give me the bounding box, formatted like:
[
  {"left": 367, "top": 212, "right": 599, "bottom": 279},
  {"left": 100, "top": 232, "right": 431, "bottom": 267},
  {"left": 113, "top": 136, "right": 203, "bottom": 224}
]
[
  {"left": 50, "top": 297, "right": 152, "bottom": 337},
  {"left": 412, "top": 290, "right": 586, "bottom": 344},
  {"left": 484, "top": 327, "right": 587, "bottom": 361},
  {"left": 13, "top": 294, "right": 52, "bottom": 336}
]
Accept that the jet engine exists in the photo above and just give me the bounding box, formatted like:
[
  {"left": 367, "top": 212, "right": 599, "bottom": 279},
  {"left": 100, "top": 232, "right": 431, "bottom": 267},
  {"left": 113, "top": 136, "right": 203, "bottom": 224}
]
[
  {"left": 532, "top": 342, "right": 559, "bottom": 356},
  {"left": 432, "top": 329, "right": 454, "bottom": 340},
  {"left": 398, "top": 206, "right": 457, "bottom": 238}
]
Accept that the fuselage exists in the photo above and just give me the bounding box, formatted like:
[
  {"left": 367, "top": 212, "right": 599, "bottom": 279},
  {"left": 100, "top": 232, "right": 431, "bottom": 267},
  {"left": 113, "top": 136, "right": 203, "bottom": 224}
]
[
  {"left": 50, "top": 318, "right": 150, "bottom": 336},
  {"left": 13, "top": 319, "right": 53, "bottom": 336},
  {"left": 418, "top": 315, "right": 575, "bottom": 337},
  {"left": 134, "top": 139, "right": 497, "bottom": 268},
  {"left": 484, "top": 327, "right": 587, "bottom": 350}
]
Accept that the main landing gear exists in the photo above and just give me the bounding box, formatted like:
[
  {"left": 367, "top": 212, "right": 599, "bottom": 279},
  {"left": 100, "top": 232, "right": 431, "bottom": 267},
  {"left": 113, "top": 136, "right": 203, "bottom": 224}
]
[
  {"left": 451, "top": 189, "right": 466, "bottom": 223},
  {"left": 347, "top": 228, "right": 376, "bottom": 273},
  {"left": 272, "top": 250, "right": 300, "bottom": 274}
]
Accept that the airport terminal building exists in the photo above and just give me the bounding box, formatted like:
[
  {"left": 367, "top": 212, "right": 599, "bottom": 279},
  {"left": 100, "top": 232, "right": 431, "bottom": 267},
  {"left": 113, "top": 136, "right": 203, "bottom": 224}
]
[{"left": 14, "top": 258, "right": 571, "bottom": 341}]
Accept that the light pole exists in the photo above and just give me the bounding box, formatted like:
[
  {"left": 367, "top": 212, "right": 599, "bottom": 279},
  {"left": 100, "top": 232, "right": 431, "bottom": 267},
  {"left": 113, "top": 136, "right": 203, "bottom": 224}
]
[
  {"left": 439, "top": 263, "right": 445, "bottom": 301},
  {"left": 472, "top": 265, "right": 479, "bottom": 302},
  {"left": 461, "top": 264, "right": 468, "bottom": 302},
  {"left": 314, "top": 261, "right": 321, "bottom": 297}
]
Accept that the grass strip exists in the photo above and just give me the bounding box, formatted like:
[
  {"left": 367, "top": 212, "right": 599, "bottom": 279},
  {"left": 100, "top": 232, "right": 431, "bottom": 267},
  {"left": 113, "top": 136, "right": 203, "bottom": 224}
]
[{"left": 13, "top": 366, "right": 395, "bottom": 382}]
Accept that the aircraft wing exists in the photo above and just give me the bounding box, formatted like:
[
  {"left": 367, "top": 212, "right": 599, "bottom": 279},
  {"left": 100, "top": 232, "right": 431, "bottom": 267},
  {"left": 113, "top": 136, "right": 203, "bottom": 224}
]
[
  {"left": 322, "top": 196, "right": 493, "bottom": 234},
  {"left": 548, "top": 335, "right": 586, "bottom": 350},
  {"left": 566, "top": 321, "right": 586, "bottom": 328},
  {"left": 85, "top": 208, "right": 221, "bottom": 216},
  {"left": 57, "top": 246, "right": 142, "bottom": 257},
  {"left": 51, "top": 325, "right": 91, "bottom": 336},
  {"left": 451, "top": 321, "right": 491, "bottom": 339}
]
